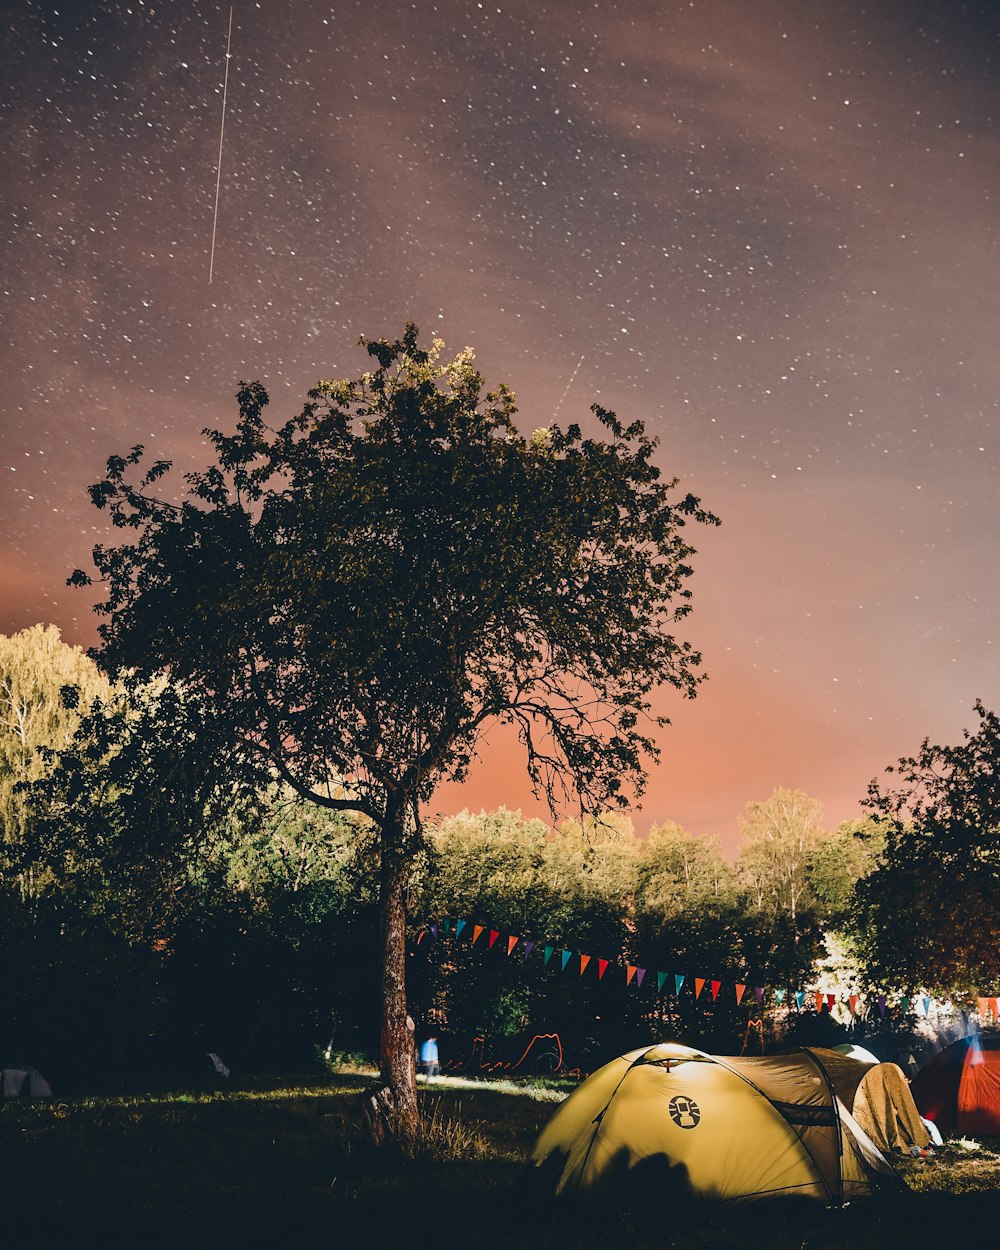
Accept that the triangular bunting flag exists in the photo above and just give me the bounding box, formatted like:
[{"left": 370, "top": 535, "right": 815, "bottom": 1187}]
[
  {"left": 523, "top": 940, "right": 534, "bottom": 958},
  {"left": 626, "top": 965, "right": 637, "bottom": 986},
  {"left": 794, "top": 990, "right": 804, "bottom": 1009},
  {"left": 430, "top": 924, "right": 438, "bottom": 939},
  {"left": 543, "top": 945, "right": 554, "bottom": 964},
  {"left": 441, "top": 919, "right": 450, "bottom": 934},
  {"left": 775, "top": 988, "right": 785, "bottom": 1005},
  {"left": 735, "top": 983, "right": 746, "bottom": 1005},
  {"left": 694, "top": 977, "right": 706, "bottom": 999},
  {"left": 488, "top": 929, "right": 499, "bottom": 949},
  {"left": 901, "top": 995, "right": 910, "bottom": 1013},
  {"left": 825, "top": 993, "right": 836, "bottom": 1009},
  {"left": 636, "top": 968, "right": 646, "bottom": 988},
  {"left": 877, "top": 994, "right": 887, "bottom": 1016},
  {"left": 992, "top": 998, "right": 1000, "bottom": 1021},
  {"left": 710, "top": 980, "right": 721, "bottom": 1001},
  {"left": 560, "top": 949, "right": 572, "bottom": 971},
  {"left": 506, "top": 935, "right": 518, "bottom": 955},
  {"left": 598, "top": 958, "right": 609, "bottom": 980},
  {"left": 455, "top": 919, "right": 467, "bottom": 938},
  {"left": 977, "top": 997, "right": 989, "bottom": 1018},
  {"left": 416, "top": 929, "right": 427, "bottom": 945},
  {"left": 922, "top": 996, "right": 932, "bottom": 1016},
  {"left": 580, "top": 954, "right": 591, "bottom": 975},
  {"left": 472, "top": 924, "right": 484, "bottom": 944},
  {"left": 754, "top": 986, "right": 765, "bottom": 1004},
  {"left": 657, "top": 971, "right": 668, "bottom": 993},
  {"left": 849, "top": 994, "right": 859, "bottom": 1016},
  {"left": 814, "top": 991, "right": 824, "bottom": 1013},
  {"left": 674, "top": 974, "right": 685, "bottom": 995}
]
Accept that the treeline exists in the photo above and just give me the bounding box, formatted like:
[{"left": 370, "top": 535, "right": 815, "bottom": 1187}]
[{"left": 3, "top": 624, "right": 997, "bottom": 1085}]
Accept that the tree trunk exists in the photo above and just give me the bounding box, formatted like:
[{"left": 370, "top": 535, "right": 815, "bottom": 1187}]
[{"left": 376, "top": 804, "right": 418, "bottom": 1138}]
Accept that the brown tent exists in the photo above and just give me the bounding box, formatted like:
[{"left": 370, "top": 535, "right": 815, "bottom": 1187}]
[{"left": 808, "top": 1048, "right": 930, "bottom": 1154}]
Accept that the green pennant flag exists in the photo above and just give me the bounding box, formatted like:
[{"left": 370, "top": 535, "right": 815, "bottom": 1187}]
[
  {"left": 544, "top": 945, "right": 554, "bottom": 965},
  {"left": 657, "top": 971, "right": 668, "bottom": 993},
  {"left": 441, "top": 918, "right": 450, "bottom": 934},
  {"left": 901, "top": 995, "right": 911, "bottom": 1013},
  {"left": 775, "top": 988, "right": 785, "bottom": 1004}
]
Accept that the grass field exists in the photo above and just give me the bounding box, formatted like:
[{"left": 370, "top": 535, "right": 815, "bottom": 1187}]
[{"left": 3, "top": 1071, "right": 999, "bottom": 1250}]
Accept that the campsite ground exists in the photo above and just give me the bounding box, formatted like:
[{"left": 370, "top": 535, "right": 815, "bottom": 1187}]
[{"left": 2, "top": 1072, "right": 999, "bottom": 1249}]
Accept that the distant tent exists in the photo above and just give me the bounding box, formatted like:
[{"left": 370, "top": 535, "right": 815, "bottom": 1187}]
[
  {"left": 809, "top": 1047, "right": 931, "bottom": 1154},
  {"left": 911, "top": 1034, "right": 1000, "bottom": 1136},
  {"left": 530, "top": 1043, "right": 896, "bottom": 1205},
  {"left": 833, "top": 1043, "right": 882, "bottom": 1065},
  {"left": 1, "top": 1066, "right": 52, "bottom": 1099}
]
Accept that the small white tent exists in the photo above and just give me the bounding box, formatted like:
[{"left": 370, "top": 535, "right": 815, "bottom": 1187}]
[{"left": 2, "top": 1066, "right": 52, "bottom": 1099}]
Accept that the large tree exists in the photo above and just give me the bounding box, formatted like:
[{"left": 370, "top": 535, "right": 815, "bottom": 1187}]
[
  {"left": 856, "top": 701, "right": 1000, "bottom": 993},
  {"left": 72, "top": 325, "right": 717, "bottom": 1131}
]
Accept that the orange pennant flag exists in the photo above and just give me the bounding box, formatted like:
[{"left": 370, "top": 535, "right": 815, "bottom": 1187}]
[
  {"left": 626, "top": 964, "right": 637, "bottom": 986},
  {"left": 978, "top": 996, "right": 991, "bottom": 1019},
  {"left": 472, "top": 924, "right": 484, "bottom": 944},
  {"left": 735, "top": 983, "right": 746, "bottom": 1005},
  {"left": 814, "top": 991, "right": 824, "bottom": 1013},
  {"left": 695, "top": 977, "right": 706, "bottom": 999},
  {"left": 580, "top": 954, "right": 591, "bottom": 975},
  {"left": 488, "top": 930, "right": 499, "bottom": 949},
  {"left": 416, "top": 930, "right": 427, "bottom": 945},
  {"left": 506, "top": 935, "right": 518, "bottom": 955},
  {"left": 993, "top": 998, "right": 1000, "bottom": 1021},
  {"left": 710, "top": 980, "right": 721, "bottom": 1001}
]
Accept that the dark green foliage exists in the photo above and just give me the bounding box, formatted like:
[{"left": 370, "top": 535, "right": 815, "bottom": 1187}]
[
  {"left": 75, "top": 325, "right": 717, "bottom": 822},
  {"left": 854, "top": 701, "right": 1000, "bottom": 994}
]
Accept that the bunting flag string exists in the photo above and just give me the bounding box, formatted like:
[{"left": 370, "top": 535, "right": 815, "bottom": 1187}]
[{"left": 412, "top": 917, "right": 989, "bottom": 1019}]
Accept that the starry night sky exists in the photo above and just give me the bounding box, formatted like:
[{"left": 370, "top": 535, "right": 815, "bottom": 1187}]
[{"left": 3, "top": 0, "right": 999, "bottom": 849}]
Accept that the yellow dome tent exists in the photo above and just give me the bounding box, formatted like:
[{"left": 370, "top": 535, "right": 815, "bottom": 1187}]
[{"left": 530, "top": 1043, "right": 897, "bottom": 1205}]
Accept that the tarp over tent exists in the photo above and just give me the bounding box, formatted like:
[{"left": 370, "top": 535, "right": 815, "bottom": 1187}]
[
  {"left": 810, "top": 1047, "right": 930, "bottom": 1154},
  {"left": 530, "top": 1043, "right": 896, "bottom": 1205},
  {"left": 911, "top": 1034, "right": 1000, "bottom": 1136},
  {"left": 1, "top": 1066, "right": 52, "bottom": 1099}
]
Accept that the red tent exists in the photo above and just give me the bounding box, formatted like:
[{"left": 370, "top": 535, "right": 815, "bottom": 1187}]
[{"left": 910, "top": 1035, "right": 1000, "bottom": 1136}]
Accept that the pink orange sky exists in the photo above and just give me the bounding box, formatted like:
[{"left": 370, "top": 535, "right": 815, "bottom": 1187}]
[{"left": 3, "top": 1, "right": 998, "bottom": 853}]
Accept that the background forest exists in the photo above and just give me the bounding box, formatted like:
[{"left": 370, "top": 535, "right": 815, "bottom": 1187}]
[{"left": 1, "top": 624, "right": 992, "bottom": 1090}]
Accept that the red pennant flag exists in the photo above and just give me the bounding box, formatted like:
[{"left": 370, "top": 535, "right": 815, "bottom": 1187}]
[
  {"left": 735, "top": 983, "right": 746, "bottom": 1005},
  {"left": 826, "top": 993, "right": 836, "bottom": 1009},
  {"left": 626, "top": 964, "right": 637, "bottom": 986},
  {"left": 488, "top": 930, "right": 500, "bottom": 949},
  {"left": 506, "top": 935, "right": 518, "bottom": 955},
  {"left": 695, "top": 977, "right": 706, "bottom": 999},
  {"left": 710, "top": 980, "right": 721, "bottom": 1001},
  {"left": 849, "top": 994, "right": 859, "bottom": 1016},
  {"left": 597, "top": 958, "right": 609, "bottom": 980},
  {"left": 580, "top": 954, "right": 591, "bottom": 975},
  {"left": 472, "top": 924, "right": 484, "bottom": 944},
  {"left": 814, "top": 991, "right": 823, "bottom": 1013}
]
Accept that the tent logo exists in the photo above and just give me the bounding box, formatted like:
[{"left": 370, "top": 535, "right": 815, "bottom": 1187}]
[{"left": 668, "top": 1095, "right": 701, "bottom": 1129}]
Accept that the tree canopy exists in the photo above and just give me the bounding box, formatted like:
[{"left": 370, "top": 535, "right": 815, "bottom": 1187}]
[{"left": 855, "top": 701, "right": 1000, "bottom": 993}]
